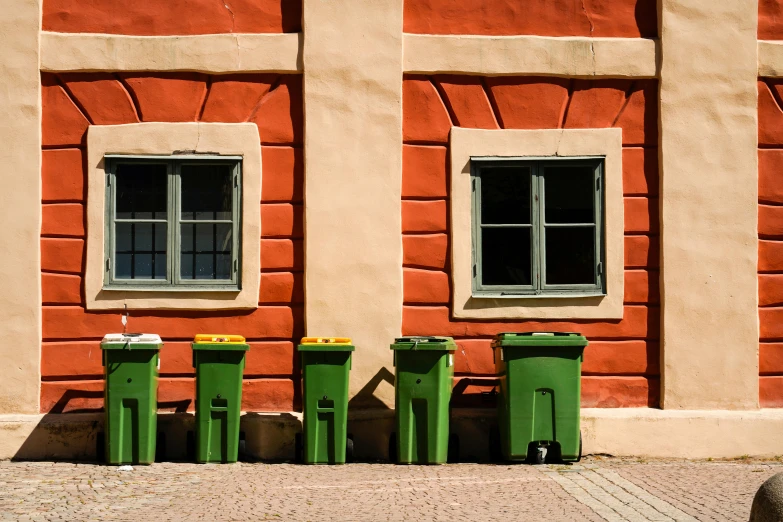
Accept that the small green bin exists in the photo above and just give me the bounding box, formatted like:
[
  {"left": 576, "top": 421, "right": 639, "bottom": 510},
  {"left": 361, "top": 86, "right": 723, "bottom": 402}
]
[
  {"left": 298, "top": 337, "right": 354, "bottom": 464},
  {"left": 101, "top": 333, "right": 163, "bottom": 465},
  {"left": 192, "top": 334, "right": 249, "bottom": 464},
  {"left": 390, "top": 336, "right": 457, "bottom": 464},
  {"left": 491, "top": 332, "right": 588, "bottom": 463}
]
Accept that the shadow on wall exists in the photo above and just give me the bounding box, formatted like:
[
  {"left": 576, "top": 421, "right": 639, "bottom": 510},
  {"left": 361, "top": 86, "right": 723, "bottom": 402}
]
[{"left": 348, "top": 367, "right": 395, "bottom": 409}]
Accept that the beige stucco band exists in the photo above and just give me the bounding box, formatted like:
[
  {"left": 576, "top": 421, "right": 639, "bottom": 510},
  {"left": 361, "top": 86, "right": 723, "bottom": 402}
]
[
  {"left": 86, "top": 123, "right": 261, "bottom": 310},
  {"left": 759, "top": 40, "right": 783, "bottom": 77},
  {"left": 450, "top": 127, "right": 624, "bottom": 320},
  {"left": 40, "top": 32, "right": 302, "bottom": 73},
  {"left": 403, "top": 35, "right": 659, "bottom": 78}
]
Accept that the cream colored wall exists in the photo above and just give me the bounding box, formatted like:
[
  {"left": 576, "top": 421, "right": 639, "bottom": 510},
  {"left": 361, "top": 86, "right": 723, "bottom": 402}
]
[
  {"left": 449, "top": 128, "right": 624, "bottom": 320},
  {"left": 659, "top": 0, "right": 759, "bottom": 410},
  {"left": 302, "top": 0, "right": 403, "bottom": 407},
  {"left": 85, "top": 123, "right": 262, "bottom": 310},
  {"left": 0, "top": 0, "right": 41, "bottom": 414}
]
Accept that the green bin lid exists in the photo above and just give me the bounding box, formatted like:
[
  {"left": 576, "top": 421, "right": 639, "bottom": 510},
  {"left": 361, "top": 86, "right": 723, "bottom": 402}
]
[
  {"left": 298, "top": 337, "right": 355, "bottom": 352},
  {"left": 100, "top": 333, "right": 163, "bottom": 350},
  {"left": 391, "top": 336, "right": 457, "bottom": 351},
  {"left": 492, "top": 332, "right": 588, "bottom": 347}
]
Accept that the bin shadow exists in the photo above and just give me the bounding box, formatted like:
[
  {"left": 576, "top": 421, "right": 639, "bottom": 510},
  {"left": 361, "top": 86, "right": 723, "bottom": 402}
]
[{"left": 348, "top": 367, "right": 395, "bottom": 410}]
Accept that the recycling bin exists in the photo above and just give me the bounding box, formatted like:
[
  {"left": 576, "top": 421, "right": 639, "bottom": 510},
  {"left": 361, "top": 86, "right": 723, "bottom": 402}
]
[
  {"left": 390, "top": 336, "right": 457, "bottom": 464},
  {"left": 192, "top": 334, "right": 249, "bottom": 463},
  {"left": 101, "top": 333, "right": 163, "bottom": 465},
  {"left": 491, "top": 332, "right": 588, "bottom": 464},
  {"left": 297, "top": 337, "right": 354, "bottom": 464}
]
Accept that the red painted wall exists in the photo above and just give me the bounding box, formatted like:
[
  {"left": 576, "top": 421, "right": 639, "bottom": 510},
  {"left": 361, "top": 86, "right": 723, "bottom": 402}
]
[
  {"left": 761, "top": 1, "right": 783, "bottom": 39},
  {"left": 758, "top": 78, "right": 783, "bottom": 407},
  {"left": 403, "top": 0, "right": 657, "bottom": 37},
  {"left": 40, "top": 72, "right": 304, "bottom": 414},
  {"left": 402, "top": 75, "right": 660, "bottom": 408},
  {"left": 43, "top": 0, "right": 301, "bottom": 34}
]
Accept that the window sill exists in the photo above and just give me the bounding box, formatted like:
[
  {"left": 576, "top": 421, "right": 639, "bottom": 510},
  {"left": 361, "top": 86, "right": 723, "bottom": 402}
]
[
  {"left": 471, "top": 291, "right": 606, "bottom": 299},
  {"left": 102, "top": 285, "right": 240, "bottom": 293}
]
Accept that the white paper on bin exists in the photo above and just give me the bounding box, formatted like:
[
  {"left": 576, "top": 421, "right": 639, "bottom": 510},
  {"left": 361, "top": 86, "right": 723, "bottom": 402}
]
[{"left": 101, "top": 333, "right": 163, "bottom": 344}]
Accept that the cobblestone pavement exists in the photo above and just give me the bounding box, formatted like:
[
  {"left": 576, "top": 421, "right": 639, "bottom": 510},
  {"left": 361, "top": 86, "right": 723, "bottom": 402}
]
[{"left": 0, "top": 457, "right": 779, "bottom": 521}]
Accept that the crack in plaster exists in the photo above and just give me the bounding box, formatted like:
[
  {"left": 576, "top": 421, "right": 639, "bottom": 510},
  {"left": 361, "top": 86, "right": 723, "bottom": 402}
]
[{"left": 580, "top": 0, "right": 596, "bottom": 74}]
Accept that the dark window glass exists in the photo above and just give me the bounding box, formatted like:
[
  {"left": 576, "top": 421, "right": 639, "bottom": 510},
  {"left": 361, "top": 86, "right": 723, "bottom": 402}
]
[
  {"left": 543, "top": 166, "right": 595, "bottom": 224},
  {"left": 480, "top": 167, "right": 531, "bottom": 225},
  {"left": 181, "top": 164, "right": 233, "bottom": 221},
  {"left": 180, "top": 224, "right": 233, "bottom": 280},
  {"left": 115, "top": 164, "right": 167, "bottom": 220},
  {"left": 114, "top": 223, "right": 167, "bottom": 280},
  {"left": 481, "top": 228, "right": 531, "bottom": 286},
  {"left": 544, "top": 227, "right": 595, "bottom": 285}
]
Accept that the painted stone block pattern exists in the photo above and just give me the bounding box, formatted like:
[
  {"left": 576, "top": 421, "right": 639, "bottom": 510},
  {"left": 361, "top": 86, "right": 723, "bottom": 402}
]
[
  {"left": 43, "top": 0, "right": 302, "bottom": 35},
  {"left": 402, "top": 75, "right": 660, "bottom": 408},
  {"left": 759, "top": 78, "right": 783, "bottom": 407},
  {"left": 403, "top": 0, "right": 657, "bottom": 37},
  {"left": 39, "top": 72, "right": 304, "bottom": 414}
]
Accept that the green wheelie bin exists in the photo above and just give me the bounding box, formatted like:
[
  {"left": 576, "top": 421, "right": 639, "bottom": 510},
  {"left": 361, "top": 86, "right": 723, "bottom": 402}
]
[
  {"left": 490, "top": 332, "right": 588, "bottom": 464},
  {"left": 389, "top": 336, "right": 458, "bottom": 464},
  {"left": 192, "top": 334, "right": 249, "bottom": 463},
  {"left": 297, "top": 337, "right": 354, "bottom": 464},
  {"left": 100, "top": 333, "right": 163, "bottom": 465}
]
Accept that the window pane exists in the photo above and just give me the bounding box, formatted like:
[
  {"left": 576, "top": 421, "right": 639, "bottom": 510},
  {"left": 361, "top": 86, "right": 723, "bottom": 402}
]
[
  {"left": 480, "top": 167, "right": 531, "bottom": 225},
  {"left": 114, "top": 223, "right": 167, "bottom": 280},
  {"left": 115, "top": 163, "right": 167, "bottom": 220},
  {"left": 543, "top": 166, "right": 595, "bottom": 224},
  {"left": 180, "top": 224, "right": 233, "bottom": 280},
  {"left": 181, "top": 164, "right": 233, "bottom": 220},
  {"left": 481, "top": 228, "right": 531, "bottom": 286},
  {"left": 545, "top": 227, "right": 596, "bottom": 285}
]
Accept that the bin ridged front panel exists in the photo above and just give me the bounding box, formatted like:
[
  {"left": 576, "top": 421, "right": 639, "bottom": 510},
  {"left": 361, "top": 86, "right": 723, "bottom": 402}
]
[
  {"left": 497, "top": 347, "right": 582, "bottom": 461},
  {"left": 394, "top": 350, "right": 453, "bottom": 464},
  {"left": 301, "top": 351, "right": 351, "bottom": 464},
  {"left": 103, "top": 348, "right": 159, "bottom": 465},
  {"left": 194, "top": 349, "right": 246, "bottom": 463}
]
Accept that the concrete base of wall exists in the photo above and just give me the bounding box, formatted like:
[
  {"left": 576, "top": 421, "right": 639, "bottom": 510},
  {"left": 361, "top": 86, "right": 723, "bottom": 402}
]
[{"left": 2, "top": 408, "right": 783, "bottom": 462}]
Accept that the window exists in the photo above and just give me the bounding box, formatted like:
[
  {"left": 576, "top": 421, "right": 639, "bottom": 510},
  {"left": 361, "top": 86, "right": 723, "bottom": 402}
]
[
  {"left": 471, "top": 158, "right": 604, "bottom": 297},
  {"left": 104, "top": 156, "right": 242, "bottom": 290}
]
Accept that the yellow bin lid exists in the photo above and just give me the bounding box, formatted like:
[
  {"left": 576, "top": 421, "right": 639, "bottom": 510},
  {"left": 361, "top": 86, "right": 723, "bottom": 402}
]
[
  {"left": 193, "top": 334, "right": 246, "bottom": 344},
  {"left": 300, "top": 337, "right": 352, "bottom": 345}
]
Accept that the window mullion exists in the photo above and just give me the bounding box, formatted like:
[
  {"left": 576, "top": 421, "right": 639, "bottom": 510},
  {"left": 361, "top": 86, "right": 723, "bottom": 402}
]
[
  {"left": 169, "top": 161, "right": 178, "bottom": 285},
  {"left": 533, "top": 165, "right": 544, "bottom": 293}
]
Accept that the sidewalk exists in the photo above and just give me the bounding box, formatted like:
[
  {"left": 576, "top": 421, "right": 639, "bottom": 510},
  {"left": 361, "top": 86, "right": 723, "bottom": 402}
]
[{"left": 0, "top": 457, "right": 778, "bottom": 521}]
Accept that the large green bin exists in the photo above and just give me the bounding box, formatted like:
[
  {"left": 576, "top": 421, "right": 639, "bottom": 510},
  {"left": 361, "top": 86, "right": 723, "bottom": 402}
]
[
  {"left": 298, "top": 337, "right": 354, "bottom": 464},
  {"left": 491, "top": 332, "right": 588, "bottom": 464},
  {"left": 101, "top": 333, "right": 162, "bottom": 465},
  {"left": 192, "top": 334, "right": 249, "bottom": 463},
  {"left": 390, "top": 336, "right": 457, "bottom": 464}
]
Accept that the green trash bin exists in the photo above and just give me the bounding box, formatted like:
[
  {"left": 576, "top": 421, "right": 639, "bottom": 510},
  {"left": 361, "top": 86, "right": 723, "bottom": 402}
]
[
  {"left": 100, "top": 333, "right": 163, "bottom": 465},
  {"left": 491, "top": 332, "right": 588, "bottom": 464},
  {"left": 192, "top": 334, "right": 249, "bottom": 464},
  {"left": 390, "top": 336, "right": 457, "bottom": 464},
  {"left": 297, "top": 337, "right": 354, "bottom": 464}
]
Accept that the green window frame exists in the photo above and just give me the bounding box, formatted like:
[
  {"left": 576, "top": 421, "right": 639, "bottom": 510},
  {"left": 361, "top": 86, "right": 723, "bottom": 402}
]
[
  {"left": 471, "top": 157, "right": 605, "bottom": 297},
  {"left": 103, "top": 155, "right": 242, "bottom": 291}
]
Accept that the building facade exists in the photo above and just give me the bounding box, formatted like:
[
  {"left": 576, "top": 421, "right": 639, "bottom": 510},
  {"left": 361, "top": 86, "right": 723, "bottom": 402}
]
[{"left": 0, "top": 0, "right": 782, "bottom": 459}]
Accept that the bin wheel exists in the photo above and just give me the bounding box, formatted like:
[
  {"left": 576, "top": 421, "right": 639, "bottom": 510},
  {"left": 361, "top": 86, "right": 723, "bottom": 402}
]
[
  {"left": 448, "top": 433, "right": 460, "bottom": 464},
  {"left": 186, "top": 430, "right": 196, "bottom": 462},
  {"left": 488, "top": 425, "right": 502, "bottom": 462},
  {"left": 294, "top": 432, "right": 303, "bottom": 463},
  {"left": 576, "top": 432, "right": 583, "bottom": 463},
  {"left": 388, "top": 432, "right": 397, "bottom": 464},
  {"left": 96, "top": 431, "right": 105, "bottom": 464},
  {"left": 533, "top": 446, "right": 547, "bottom": 465},
  {"left": 155, "top": 432, "right": 166, "bottom": 463},
  {"left": 346, "top": 436, "right": 354, "bottom": 463}
]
